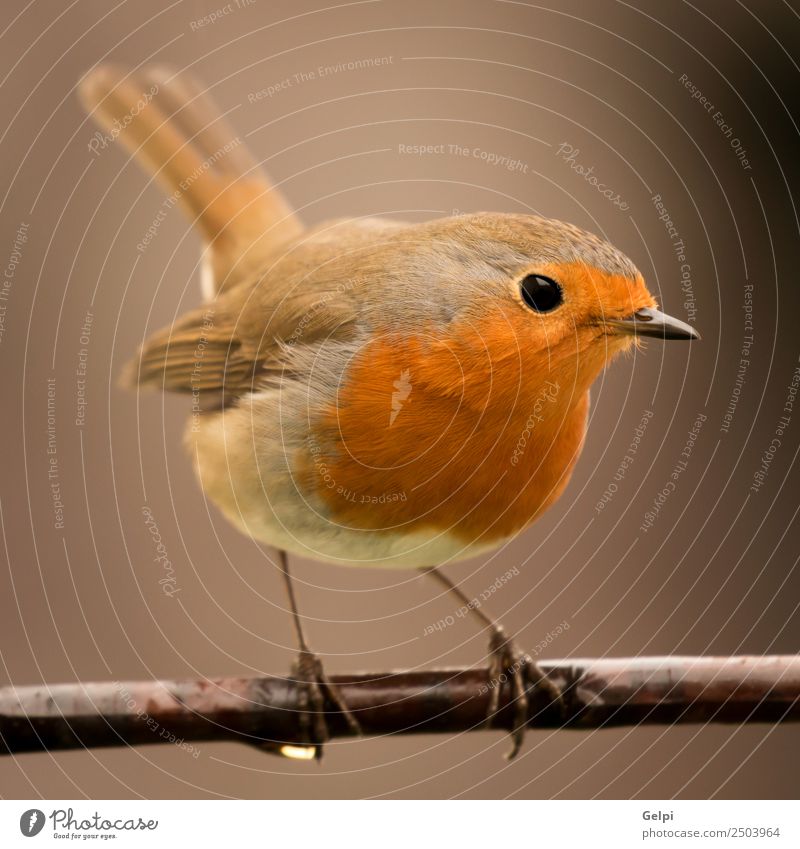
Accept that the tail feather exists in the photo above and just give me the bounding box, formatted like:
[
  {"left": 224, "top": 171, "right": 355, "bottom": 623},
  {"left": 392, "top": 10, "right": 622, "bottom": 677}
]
[
  {"left": 133, "top": 66, "right": 258, "bottom": 179},
  {"left": 78, "top": 64, "right": 303, "bottom": 292}
]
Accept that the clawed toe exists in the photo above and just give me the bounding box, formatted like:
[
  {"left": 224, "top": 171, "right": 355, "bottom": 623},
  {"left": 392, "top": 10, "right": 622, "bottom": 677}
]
[
  {"left": 419, "top": 565, "right": 565, "bottom": 760},
  {"left": 292, "top": 649, "right": 362, "bottom": 759},
  {"left": 485, "top": 629, "right": 564, "bottom": 760}
]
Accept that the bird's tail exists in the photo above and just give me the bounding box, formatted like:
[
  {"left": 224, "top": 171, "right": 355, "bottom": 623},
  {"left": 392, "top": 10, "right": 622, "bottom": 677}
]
[{"left": 78, "top": 65, "right": 303, "bottom": 294}]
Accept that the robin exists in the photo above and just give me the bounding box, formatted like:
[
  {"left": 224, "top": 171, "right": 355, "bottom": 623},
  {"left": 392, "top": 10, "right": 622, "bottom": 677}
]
[{"left": 79, "top": 65, "right": 698, "bottom": 758}]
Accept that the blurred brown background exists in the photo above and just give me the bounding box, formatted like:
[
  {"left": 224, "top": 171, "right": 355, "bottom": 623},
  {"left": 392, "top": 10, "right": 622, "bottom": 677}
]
[{"left": 1, "top": 0, "right": 798, "bottom": 799}]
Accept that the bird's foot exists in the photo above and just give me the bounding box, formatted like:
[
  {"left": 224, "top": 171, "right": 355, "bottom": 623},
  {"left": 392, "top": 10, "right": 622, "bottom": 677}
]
[
  {"left": 485, "top": 627, "right": 565, "bottom": 759},
  {"left": 292, "top": 649, "right": 362, "bottom": 760}
]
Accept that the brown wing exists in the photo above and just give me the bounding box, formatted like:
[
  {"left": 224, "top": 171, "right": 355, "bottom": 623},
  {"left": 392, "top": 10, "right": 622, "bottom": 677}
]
[
  {"left": 125, "top": 308, "right": 256, "bottom": 394},
  {"left": 126, "top": 274, "right": 359, "bottom": 396}
]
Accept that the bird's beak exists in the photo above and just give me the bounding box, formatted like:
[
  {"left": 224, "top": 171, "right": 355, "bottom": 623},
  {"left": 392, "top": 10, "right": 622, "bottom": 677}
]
[{"left": 606, "top": 307, "right": 700, "bottom": 341}]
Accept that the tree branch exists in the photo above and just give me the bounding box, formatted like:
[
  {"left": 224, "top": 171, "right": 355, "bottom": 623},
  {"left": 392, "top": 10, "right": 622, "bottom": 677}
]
[{"left": 1, "top": 656, "right": 798, "bottom": 757}]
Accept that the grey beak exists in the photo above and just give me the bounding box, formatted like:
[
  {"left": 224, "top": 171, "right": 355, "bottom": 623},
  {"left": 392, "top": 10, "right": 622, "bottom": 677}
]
[{"left": 607, "top": 307, "right": 700, "bottom": 341}]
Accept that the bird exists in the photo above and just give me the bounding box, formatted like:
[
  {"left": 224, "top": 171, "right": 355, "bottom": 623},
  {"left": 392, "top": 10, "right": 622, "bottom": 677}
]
[{"left": 78, "top": 64, "right": 699, "bottom": 759}]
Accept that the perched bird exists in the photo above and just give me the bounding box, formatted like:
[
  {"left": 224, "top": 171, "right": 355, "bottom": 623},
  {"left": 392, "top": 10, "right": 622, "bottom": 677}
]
[{"left": 79, "top": 65, "right": 698, "bottom": 758}]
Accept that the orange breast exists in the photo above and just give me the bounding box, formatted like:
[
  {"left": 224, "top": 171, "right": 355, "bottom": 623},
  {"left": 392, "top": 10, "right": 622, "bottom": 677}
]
[{"left": 298, "top": 309, "right": 591, "bottom": 546}]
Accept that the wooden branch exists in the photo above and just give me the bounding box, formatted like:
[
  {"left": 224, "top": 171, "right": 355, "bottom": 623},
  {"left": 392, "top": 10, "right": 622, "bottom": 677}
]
[{"left": 1, "top": 656, "right": 798, "bottom": 758}]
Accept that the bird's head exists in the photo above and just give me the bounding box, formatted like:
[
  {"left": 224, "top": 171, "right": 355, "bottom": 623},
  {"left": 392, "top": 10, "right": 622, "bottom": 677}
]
[{"left": 352, "top": 212, "right": 699, "bottom": 410}]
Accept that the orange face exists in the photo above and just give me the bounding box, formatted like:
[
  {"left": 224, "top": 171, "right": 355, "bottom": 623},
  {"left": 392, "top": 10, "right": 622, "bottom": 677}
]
[{"left": 298, "top": 261, "right": 657, "bottom": 546}]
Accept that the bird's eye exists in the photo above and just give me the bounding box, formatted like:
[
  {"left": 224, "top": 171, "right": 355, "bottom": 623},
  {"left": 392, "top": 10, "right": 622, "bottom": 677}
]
[{"left": 520, "top": 274, "right": 563, "bottom": 313}]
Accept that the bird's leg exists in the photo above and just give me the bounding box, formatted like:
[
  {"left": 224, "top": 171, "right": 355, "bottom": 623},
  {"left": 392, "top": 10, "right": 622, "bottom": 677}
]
[
  {"left": 277, "top": 550, "right": 361, "bottom": 759},
  {"left": 421, "top": 566, "right": 564, "bottom": 759}
]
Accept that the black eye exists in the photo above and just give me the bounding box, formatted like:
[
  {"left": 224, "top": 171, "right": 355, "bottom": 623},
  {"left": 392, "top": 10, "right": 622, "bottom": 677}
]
[{"left": 520, "top": 275, "right": 563, "bottom": 312}]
